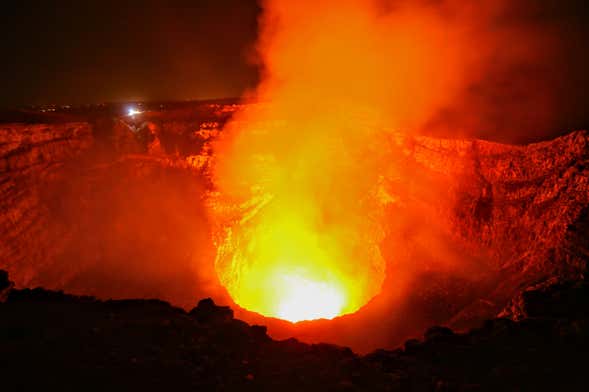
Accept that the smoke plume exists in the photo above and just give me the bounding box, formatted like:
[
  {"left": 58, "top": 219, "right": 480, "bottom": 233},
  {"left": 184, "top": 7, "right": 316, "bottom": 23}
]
[{"left": 210, "top": 0, "right": 582, "bottom": 330}]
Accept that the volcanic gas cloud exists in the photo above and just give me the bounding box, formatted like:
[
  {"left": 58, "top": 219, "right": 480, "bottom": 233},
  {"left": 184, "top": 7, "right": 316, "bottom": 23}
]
[{"left": 208, "top": 0, "right": 505, "bottom": 322}]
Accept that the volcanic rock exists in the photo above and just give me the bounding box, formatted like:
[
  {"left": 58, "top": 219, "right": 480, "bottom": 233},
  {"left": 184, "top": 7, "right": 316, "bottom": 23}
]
[
  {"left": 0, "top": 119, "right": 216, "bottom": 306},
  {"left": 0, "top": 269, "right": 586, "bottom": 391},
  {"left": 190, "top": 297, "right": 234, "bottom": 323},
  {"left": 381, "top": 129, "right": 589, "bottom": 330},
  {"left": 500, "top": 280, "right": 589, "bottom": 320},
  {"left": 0, "top": 269, "right": 13, "bottom": 302},
  {"left": 0, "top": 272, "right": 388, "bottom": 391},
  {"left": 0, "top": 122, "right": 92, "bottom": 285}
]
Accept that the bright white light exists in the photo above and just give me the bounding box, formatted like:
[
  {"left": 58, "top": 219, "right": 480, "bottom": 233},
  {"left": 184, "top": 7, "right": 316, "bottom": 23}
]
[
  {"left": 127, "top": 107, "right": 142, "bottom": 116},
  {"left": 277, "top": 275, "right": 344, "bottom": 322}
]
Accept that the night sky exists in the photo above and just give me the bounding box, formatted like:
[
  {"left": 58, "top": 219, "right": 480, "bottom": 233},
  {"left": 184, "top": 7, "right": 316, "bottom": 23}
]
[
  {"left": 1, "top": 0, "right": 589, "bottom": 140},
  {"left": 0, "top": 0, "right": 261, "bottom": 106}
]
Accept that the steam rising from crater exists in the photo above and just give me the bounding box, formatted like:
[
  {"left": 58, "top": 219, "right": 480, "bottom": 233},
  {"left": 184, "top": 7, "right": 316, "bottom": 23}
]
[{"left": 208, "top": 0, "right": 551, "bottom": 322}]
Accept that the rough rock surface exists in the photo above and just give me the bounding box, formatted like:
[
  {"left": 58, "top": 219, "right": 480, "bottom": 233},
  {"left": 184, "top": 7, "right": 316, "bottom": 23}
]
[
  {"left": 0, "top": 123, "right": 93, "bottom": 285},
  {"left": 388, "top": 130, "right": 589, "bottom": 325},
  {"left": 0, "top": 118, "right": 219, "bottom": 306},
  {"left": 0, "top": 270, "right": 586, "bottom": 391}
]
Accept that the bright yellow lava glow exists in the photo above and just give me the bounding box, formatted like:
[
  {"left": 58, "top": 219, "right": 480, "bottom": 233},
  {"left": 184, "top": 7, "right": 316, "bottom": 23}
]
[
  {"left": 212, "top": 204, "right": 385, "bottom": 323},
  {"left": 277, "top": 274, "right": 345, "bottom": 322}
]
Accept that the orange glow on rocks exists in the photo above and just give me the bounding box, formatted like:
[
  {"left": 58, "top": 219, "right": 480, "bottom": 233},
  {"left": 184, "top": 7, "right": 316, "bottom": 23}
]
[{"left": 209, "top": 0, "right": 493, "bottom": 322}]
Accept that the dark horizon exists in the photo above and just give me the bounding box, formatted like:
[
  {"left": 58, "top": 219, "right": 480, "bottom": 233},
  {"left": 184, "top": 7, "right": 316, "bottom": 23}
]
[
  {"left": 2, "top": 0, "right": 589, "bottom": 142},
  {"left": 1, "top": 0, "right": 261, "bottom": 107}
]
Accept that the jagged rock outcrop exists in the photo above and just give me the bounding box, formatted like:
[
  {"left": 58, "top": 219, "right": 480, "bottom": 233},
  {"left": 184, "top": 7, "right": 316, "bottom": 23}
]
[
  {"left": 0, "top": 269, "right": 13, "bottom": 301},
  {"left": 0, "top": 272, "right": 387, "bottom": 391},
  {"left": 0, "top": 269, "right": 586, "bottom": 391},
  {"left": 0, "top": 123, "right": 93, "bottom": 286},
  {"left": 382, "top": 130, "right": 589, "bottom": 327},
  {"left": 499, "top": 280, "right": 589, "bottom": 321},
  {"left": 0, "top": 120, "right": 216, "bottom": 306}
]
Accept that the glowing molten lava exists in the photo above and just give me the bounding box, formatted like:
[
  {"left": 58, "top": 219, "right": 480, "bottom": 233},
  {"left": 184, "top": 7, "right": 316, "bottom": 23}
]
[
  {"left": 210, "top": 179, "right": 387, "bottom": 321},
  {"left": 277, "top": 275, "right": 344, "bottom": 322}
]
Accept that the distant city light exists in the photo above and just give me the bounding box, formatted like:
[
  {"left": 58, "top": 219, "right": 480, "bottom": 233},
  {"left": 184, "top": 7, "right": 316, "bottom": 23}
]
[{"left": 127, "top": 107, "right": 142, "bottom": 116}]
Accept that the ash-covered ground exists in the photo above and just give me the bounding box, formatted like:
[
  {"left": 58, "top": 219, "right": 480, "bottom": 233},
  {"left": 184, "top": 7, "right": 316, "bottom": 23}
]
[{"left": 0, "top": 102, "right": 588, "bottom": 389}]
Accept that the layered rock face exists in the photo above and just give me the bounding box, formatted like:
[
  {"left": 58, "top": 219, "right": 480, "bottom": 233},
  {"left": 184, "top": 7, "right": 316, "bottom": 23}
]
[
  {"left": 0, "top": 110, "right": 587, "bottom": 352},
  {"left": 0, "top": 118, "right": 220, "bottom": 307},
  {"left": 0, "top": 123, "right": 93, "bottom": 286},
  {"left": 383, "top": 130, "right": 588, "bottom": 326}
]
